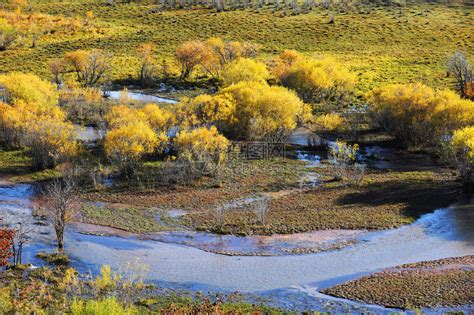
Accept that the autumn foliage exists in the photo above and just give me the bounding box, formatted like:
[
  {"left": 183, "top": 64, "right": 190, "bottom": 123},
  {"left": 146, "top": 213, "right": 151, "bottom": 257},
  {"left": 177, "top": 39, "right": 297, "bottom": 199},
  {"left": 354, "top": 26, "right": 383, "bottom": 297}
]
[
  {"left": 0, "top": 18, "right": 17, "bottom": 51},
  {"left": 275, "top": 54, "right": 356, "bottom": 110},
  {"left": 175, "top": 37, "right": 260, "bottom": 80},
  {"left": 218, "top": 81, "right": 304, "bottom": 139},
  {"left": 175, "top": 126, "right": 230, "bottom": 176},
  {"left": 63, "top": 49, "right": 111, "bottom": 87},
  {"left": 313, "top": 113, "right": 345, "bottom": 132},
  {"left": 0, "top": 227, "right": 15, "bottom": 267},
  {"left": 104, "top": 104, "right": 170, "bottom": 175},
  {"left": 449, "top": 126, "right": 474, "bottom": 187},
  {"left": 221, "top": 58, "right": 269, "bottom": 87},
  {"left": 0, "top": 72, "right": 79, "bottom": 169},
  {"left": 368, "top": 83, "right": 474, "bottom": 148}
]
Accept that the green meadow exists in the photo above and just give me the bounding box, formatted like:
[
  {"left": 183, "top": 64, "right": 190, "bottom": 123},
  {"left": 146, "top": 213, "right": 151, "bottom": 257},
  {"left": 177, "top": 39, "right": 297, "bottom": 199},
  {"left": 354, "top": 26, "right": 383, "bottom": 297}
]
[{"left": 0, "top": 0, "right": 472, "bottom": 92}]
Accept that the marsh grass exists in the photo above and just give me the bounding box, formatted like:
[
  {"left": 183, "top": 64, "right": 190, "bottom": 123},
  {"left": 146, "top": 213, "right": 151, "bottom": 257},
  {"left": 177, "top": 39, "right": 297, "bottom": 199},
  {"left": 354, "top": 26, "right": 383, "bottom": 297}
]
[{"left": 80, "top": 203, "right": 164, "bottom": 233}]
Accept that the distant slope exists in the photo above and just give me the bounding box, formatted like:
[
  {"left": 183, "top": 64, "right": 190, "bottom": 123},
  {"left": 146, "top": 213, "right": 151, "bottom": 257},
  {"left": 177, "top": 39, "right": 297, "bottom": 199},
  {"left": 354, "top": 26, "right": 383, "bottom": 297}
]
[{"left": 0, "top": 1, "right": 472, "bottom": 92}]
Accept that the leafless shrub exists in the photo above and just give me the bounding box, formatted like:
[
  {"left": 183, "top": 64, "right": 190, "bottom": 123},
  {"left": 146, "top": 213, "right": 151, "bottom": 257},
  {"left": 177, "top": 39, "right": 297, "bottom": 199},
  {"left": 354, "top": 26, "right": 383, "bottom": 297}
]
[
  {"left": 156, "top": 159, "right": 197, "bottom": 186},
  {"left": 447, "top": 51, "right": 473, "bottom": 97},
  {"left": 328, "top": 162, "right": 366, "bottom": 186},
  {"left": 212, "top": 204, "right": 226, "bottom": 228},
  {"left": 252, "top": 197, "right": 269, "bottom": 225},
  {"left": 345, "top": 163, "right": 366, "bottom": 186},
  {"left": 70, "top": 158, "right": 110, "bottom": 190}
]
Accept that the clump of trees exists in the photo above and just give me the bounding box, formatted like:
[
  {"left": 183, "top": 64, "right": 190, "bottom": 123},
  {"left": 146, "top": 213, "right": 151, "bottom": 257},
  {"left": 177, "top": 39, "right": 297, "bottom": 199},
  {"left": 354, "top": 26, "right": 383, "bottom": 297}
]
[
  {"left": 104, "top": 104, "right": 170, "bottom": 176},
  {"left": 50, "top": 50, "right": 111, "bottom": 87},
  {"left": 158, "top": 0, "right": 357, "bottom": 14},
  {"left": 58, "top": 84, "right": 109, "bottom": 126},
  {"left": 368, "top": 83, "right": 474, "bottom": 149},
  {"left": 273, "top": 52, "right": 356, "bottom": 111},
  {"left": 0, "top": 72, "right": 80, "bottom": 169},
  {"left": 0, "top": 5, "right": 94, "bottom": 52},
  {"left": 175, "top": 37, "right": 260, "bottom": 81},
  {"left": 175, "top": 80, "right": 305, "bottom": 140}
]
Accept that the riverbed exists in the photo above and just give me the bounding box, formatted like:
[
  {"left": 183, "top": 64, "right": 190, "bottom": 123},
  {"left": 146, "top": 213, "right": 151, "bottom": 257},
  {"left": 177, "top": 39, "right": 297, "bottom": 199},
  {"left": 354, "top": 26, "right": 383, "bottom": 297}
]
[{"left": 0, "top": 180, "right": 472, "bottom": 312}]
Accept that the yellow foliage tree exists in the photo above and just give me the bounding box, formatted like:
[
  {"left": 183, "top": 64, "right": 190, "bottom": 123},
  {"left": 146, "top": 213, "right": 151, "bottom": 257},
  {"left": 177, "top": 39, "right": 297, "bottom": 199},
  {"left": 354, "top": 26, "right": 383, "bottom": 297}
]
[
  {"left": 136, "top": 43, "right": 157, "bottom": 86},
  {"left": 0, "top": 18, "right": 18, "bottom": 51},
  {"left": 314, "top": 113, "right": 345, "bottom": 132},
  {"left": 175, "top": 40, "right": 210, "bottom": 80},
  {"left": 175, "top": 126, "right": 230, "bottom": 176},
  {"left": 368, "top": 83, "right": 474, "bottom": 148},
  {"left": 105, "top": 105, "right": 146, "bottom": 129},
  {"left": 449, "top": 126, "right": 474, "bottom": 188},
  {"left": 104, "top": 121, "right": 163, "bottom": 176},
  {"left": 27, "top": 118, "right": 79, "bottom": 170},
  {"left": 64, "top": 49, "right": 111, "bottom": 87},
  {"left": 0, "top": 99, "right": 65, "bottom": 148},
  {"left": 222, "top": 58, "right": 269, "bottom": 87},
  {"left": 175, "top": 94, "right": 236, "bottom": 133},
  {"left": 0, "top": 73, "right": 77, "bottom": 169},
  {"left": 0, "top": 72, "right": 58, "bottom": 108},
  {"left": 175, "top": 38, "right": 261, "bottom": 80},
  {"left": 276, "top": 55, "right": 356, "bottom": 110},
  {"left": 219, "top": 81, "right": 304, "bottom": 139},
  {"left": 139, "top": 103, "right": 175, "bottom": 132}
]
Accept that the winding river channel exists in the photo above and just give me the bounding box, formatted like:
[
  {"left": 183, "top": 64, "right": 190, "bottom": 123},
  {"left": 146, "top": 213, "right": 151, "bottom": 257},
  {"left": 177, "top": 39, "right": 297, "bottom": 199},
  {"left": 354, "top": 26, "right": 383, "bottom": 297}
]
[
  {"left": 1, "top": 125, "right": 473, "bottom": 312},
  {"left": 1, "top": 183, "right": 473, "bottom": 312}
]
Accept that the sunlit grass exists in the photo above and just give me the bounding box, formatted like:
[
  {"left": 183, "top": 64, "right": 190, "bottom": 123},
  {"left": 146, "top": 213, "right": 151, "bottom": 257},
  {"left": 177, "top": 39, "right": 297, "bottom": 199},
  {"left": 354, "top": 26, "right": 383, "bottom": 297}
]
[{"left": 0, "top": 1, "right": 471, "bottom": 92}]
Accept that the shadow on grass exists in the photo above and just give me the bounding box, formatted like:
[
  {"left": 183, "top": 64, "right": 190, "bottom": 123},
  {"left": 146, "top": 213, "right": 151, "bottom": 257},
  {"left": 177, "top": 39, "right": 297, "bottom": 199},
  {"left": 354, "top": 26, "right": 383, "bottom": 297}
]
[{"left": 336, "top": 177, "right": 461, "bottom": 219}]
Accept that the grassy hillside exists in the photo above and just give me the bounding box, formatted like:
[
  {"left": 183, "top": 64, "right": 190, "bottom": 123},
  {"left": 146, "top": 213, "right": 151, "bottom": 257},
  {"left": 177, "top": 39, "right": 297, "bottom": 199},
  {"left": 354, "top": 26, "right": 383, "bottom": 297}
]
[{"left": 0, "top": 0, "right": 472, "bottom": 92}]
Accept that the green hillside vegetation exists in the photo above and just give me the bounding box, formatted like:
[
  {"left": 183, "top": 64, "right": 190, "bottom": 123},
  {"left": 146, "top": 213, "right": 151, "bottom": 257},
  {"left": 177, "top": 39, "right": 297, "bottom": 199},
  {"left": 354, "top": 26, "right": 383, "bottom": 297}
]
[{"left": 0, "top": 0, "right": 472, "bottom": 92}]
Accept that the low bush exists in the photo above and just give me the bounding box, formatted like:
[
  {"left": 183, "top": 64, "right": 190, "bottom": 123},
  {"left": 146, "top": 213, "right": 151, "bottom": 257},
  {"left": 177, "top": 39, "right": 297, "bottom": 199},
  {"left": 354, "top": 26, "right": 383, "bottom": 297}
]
[{"left": 328, "top": 140, "right": 365, "bottom": 186}]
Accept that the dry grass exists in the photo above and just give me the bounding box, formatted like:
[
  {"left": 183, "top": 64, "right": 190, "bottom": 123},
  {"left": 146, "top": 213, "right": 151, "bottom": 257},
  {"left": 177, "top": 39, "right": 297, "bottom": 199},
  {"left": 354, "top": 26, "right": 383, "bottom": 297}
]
[
  {"left": 182, "top": 168, "right": 460, "bottom": 235},
  {"left": 322, "top": 256, "right": 474, "bottom": 309}
]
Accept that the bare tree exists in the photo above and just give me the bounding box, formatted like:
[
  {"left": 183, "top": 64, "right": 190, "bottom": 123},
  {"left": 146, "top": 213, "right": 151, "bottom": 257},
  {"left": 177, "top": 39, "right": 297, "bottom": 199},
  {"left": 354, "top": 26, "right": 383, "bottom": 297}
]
[
  {"left": 44, "top": 175, "right": 78, "bottom": 252},
  {"left": 12, "top": 216, "right": 32, "bottom": 266},
  {"left": 447, "top": 51, "right": 473, "bottom": 97}
]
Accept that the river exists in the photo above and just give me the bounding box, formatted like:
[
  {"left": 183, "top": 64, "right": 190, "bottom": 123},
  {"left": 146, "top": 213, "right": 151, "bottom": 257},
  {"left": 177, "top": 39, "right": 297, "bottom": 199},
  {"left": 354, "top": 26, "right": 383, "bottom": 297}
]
[
  {"left": 107, "top": 91, "right": 178, "bottom": 104},
  {"left": 0, "top": 180, "right": 472, "bottom": 312}
]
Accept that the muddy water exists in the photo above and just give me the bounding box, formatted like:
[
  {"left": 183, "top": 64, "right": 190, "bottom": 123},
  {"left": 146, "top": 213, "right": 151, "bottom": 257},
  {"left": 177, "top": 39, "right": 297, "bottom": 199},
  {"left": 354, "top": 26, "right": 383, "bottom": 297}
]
[{"left": 0, "top": 181, "right": 473, "bottom": 312}]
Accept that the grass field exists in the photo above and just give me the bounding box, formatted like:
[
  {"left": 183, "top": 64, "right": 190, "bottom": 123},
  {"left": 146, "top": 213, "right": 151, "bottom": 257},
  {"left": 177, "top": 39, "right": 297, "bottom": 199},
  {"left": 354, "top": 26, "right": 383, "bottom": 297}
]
[{"left": 0, "top": 0, "right": 472, "bottom": 93}]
